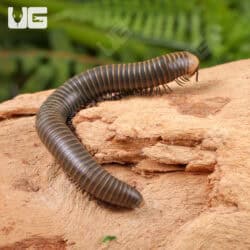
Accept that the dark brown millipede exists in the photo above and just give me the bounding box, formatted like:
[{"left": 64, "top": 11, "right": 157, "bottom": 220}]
[{"left": 36, "top": 51, "right": 199, "bottom": 208}]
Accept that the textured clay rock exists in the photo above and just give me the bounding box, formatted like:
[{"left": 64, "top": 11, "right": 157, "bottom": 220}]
[{"left": 0, "top": 59, "right": 250, "bottom": 249}]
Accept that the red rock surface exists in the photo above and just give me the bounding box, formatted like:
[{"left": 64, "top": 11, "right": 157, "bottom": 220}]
[{"left": 0, "top": 59, "right": 250, "bottom": 249}]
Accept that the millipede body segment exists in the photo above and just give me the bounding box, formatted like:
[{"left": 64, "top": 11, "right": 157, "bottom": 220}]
[{"left": 36, "top": 51, "right": 199, "bottom": 208}]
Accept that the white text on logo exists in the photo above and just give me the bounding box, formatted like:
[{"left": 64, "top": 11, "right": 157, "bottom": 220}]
[{"left": 8, "top": 7, "right": 47, "bottom": 29}]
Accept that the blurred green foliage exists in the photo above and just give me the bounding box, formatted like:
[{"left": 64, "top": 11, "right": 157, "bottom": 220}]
[{"left": 0, "top": 0, "right": 249, "bottom": 101}]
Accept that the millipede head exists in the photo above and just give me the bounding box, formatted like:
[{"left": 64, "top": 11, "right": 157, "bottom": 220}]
[{"left": 186, "top": 52, "right": 200, "bottom": 82}]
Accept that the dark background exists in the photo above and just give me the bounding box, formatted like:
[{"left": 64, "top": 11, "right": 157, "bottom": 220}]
[{"left": 0, "top": 0, "right": 249, "bottom": 102}]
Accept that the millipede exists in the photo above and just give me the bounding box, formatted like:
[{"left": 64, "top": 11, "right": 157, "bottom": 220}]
[{"left": 36, "top": 51, "right": 199, "bottom": 209}]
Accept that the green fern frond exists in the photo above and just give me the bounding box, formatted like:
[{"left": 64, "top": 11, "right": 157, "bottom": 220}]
[{"left": 50, "top": 0, "right": 209, "bottom": 53}]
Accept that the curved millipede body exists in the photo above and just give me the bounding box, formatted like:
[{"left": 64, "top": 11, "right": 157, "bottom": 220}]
[{"left": 36, "top": 51, "right": 199, "bottom": 208}]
